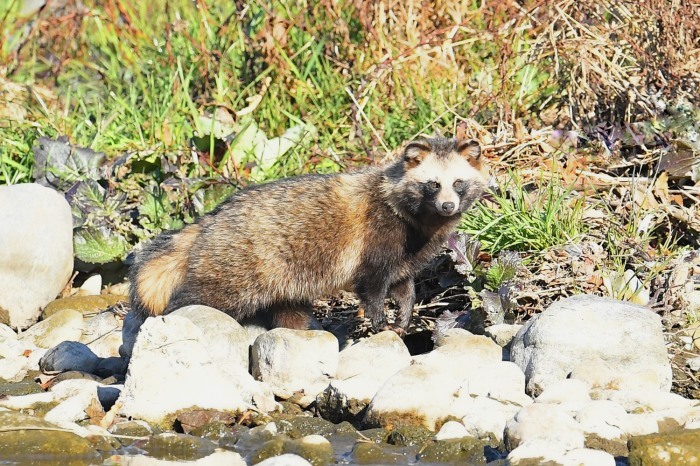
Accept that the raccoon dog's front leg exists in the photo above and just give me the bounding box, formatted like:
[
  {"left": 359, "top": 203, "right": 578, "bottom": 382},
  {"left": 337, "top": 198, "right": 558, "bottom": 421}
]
[
  {"left": 389, "top": 277, "right": 416, "bottom": 333},
  {"left": 355, "top": 281, "right": 390, "bottom": 332}
]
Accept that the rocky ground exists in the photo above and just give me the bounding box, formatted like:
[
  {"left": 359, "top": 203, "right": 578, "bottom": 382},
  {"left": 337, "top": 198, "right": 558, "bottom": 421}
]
[{"left": 1, "top": 182, "right": 700, "bottom": 465}]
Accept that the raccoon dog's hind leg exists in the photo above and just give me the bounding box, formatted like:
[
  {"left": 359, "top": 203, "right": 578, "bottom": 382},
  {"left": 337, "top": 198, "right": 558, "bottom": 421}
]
[{"left": 269, "top": 302, "right": 323, "bottom": 330}]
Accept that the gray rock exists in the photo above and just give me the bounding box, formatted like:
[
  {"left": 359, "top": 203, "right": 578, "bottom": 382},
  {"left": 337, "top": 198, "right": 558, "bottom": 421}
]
[
  {"left": 18, "top": 309, "right": 84, "bottom": 349},
  {"left": 316, "top": 331, "right": 410, "bottom": 419},
  {"left": 252, "top": 329, "right": 339, "bottom": 404},
  {"left": 510, "top": 295, "right": 671, "bottom": 395},
  {"left": 81, "top": 310, "right": 122, "bottom": 358},
  {"left": 117, "top": 315, "right": 249, "bottom": 427},
  {"left": 172, "top": 305, "right": 250, "bottom": 371},
  {"left": 0, "top": 183, "right": 73, "bottom": 330},
  {"left": 95, "top": 356, "right": 128, "bottom": 377},
  {"left": 39, "top": 340, "right": 100, "bottom": 374}
]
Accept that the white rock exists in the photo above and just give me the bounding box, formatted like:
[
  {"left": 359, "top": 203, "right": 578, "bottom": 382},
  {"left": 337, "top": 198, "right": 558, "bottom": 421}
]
[
  {"left": 252, "top": 329, "right": 338, "bottom": 403},
  {"left": 172, "top": 305, "right": 250, "bottom": 371},
  {"left": 535, "top": 379, "right": 592, "bottom": 413},
  {"left": 593, "top": 388, "right": 695, "bottom": 412},
  {"left": 118, "top": 315, "right": 249, "bottom": 426},
  {"left": 77, "top": 275, "right": 102, "bottom": 296},
  {"left": 18, "top": 309, "right": 84, "bottom": 349},
  {"left": 510, "top": 295, "right": 671, "bottom": 395},
  {"left": 461, "top": 396, "right": 523, "bottom": 442},
  {"left": 365, "top": 332, "right": 530, "bottom": 431},
  {"left": 574, "top": 400, "right": 628, "bottom": 440},
  {"left": 152, "top": 308, "right": 277, "bottom": 418},
  {"left": 485, "top": 324, "right": 523, "bottom": 347},
  {"left": 485, "top": 323, "right": 523, "bottom": 360},
  {"left": 434, "top": 420, "right": 469, "bottom": 440},
  {"left": 0, "top": 323, "right": 16, "bottom": 341},
  {"left": 256, "top": 454, "right": 312, "bottom": 466},
  {"left": 0, "top": 356, "right": 29, "bottom": 382},
  {"left": 427, "top": 328, "right": 502, "bottom": 364},
  {"left": 81, "top": 311, "right": 122, "bottom": 358},
  {"left": 364, "top": 364, "right": 471, "bottom": 430},
  {"left": 688, "top": 356, "right": 700, "bottom": 372},
  {"left": 621, "top": 413, "right": 661, "bottom": 437},
  {"left": 0, "top": 379, "right": 100, "bottom": 410},
  {"left": 317, "top": 331, "right": 410, "bottom": 417},
  {"left": 0, "top": 337, "right": 45, "bottom": 372},
  {"left": 506, "top": 440, "right": 567, "bottom": 465},
  {"left": 45, "top": 383, "right": 101, "bottom": 424},
  {"left": 504, "top": 403, "right": 585, "bottom": 451},
  {"left": 0, "top": 183, "right": 74, "bottom": 330},
  {"left": 414, "top": 331, "right": 528, "bottom": 403},
  {"left": 561, "top": 448, "right": 616, "bottom": 466}
]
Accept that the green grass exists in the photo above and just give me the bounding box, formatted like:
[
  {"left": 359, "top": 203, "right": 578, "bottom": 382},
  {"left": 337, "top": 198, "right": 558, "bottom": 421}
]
[
  {"left": 460, "top": 173, "right": 588, "bottom": 253},
  {"left": 0, "top": 0, "right": 554, "bottom": 185}
]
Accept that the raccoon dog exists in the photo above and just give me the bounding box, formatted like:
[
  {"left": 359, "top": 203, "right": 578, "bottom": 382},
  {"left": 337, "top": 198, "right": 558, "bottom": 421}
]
[{"left": 129, "top": 137, "right": 487, "bottom": 334}]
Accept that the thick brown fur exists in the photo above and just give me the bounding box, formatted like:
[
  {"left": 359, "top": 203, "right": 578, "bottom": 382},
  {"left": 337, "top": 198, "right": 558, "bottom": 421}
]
[{"left": 129, "top": 137, "right": 488, "bottom": 332}]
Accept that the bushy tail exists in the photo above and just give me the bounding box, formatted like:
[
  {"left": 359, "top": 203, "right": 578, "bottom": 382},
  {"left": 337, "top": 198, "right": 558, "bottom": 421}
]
[{"left": 128, "top": 224, "right": 201, "bottom": 318}]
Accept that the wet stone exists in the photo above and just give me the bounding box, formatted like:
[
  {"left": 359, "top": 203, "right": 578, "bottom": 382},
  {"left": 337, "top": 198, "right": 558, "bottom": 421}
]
[
  {"left": 287, "top": 435, "right": 334, "bottom": 466},
  {"left": 418, "top": 437, "right": 489, "bottom": 464},
  {"left": 218, "top": 425, "right": 250, "bottom": 449},
  {"left": 249, "top": 437, "right": 287, "bottom": 464},
  {"left": 357, "top": 427, "right": 390, "bottom": 443},
  {"left": 42, "top": 294, "right": 127, "bottom": 319},
  {"left": 108, "top": 419, "right": 154, "bottom": 439},
  {"left": 277, "top": 416, "right": 338, "bottom": 439},
  {"left": 0, "top": 411, "right": 98, "bottom": 460},
  {"left": 176, "top": 409, "right": 237, "bottom": 435},
  {"left": 628, "top": 428, "right": 700, "bottom": 465},
  {"left": 386, "top": 425, "right": 434, "bottom": 447},
  {"left": 0, "top": 379, "right": 43, "bottom": 396},
  {"left": 351, "top": 442, "right": 407, "bottom": 465},
  {"left": 137, "top": 432, "right": 217, "bottom": 461}
]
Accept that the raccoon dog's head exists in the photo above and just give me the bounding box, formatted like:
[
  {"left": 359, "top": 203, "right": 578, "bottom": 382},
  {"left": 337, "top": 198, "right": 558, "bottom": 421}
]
[{"left": 387, "top": 137, "right": 487, "bottom": 219}]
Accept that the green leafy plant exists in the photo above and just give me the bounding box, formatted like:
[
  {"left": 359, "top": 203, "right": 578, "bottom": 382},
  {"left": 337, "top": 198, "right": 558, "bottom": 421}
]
[{"left": 460, "top": 173, "right": 588, "bottom": 253}]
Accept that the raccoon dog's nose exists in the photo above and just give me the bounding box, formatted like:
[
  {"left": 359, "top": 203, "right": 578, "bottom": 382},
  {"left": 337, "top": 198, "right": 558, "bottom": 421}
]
[{"left": 441, "top": 202, "right": 456, "bottom": 214}]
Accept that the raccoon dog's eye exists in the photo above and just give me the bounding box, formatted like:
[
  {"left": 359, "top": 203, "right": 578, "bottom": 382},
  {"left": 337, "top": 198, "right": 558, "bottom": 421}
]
[
  {"left": 453, "top": 180, "right": 467, "bottom": 191},
  {"left": 428, "top": 181, "right": 440, "bottom": 190}
]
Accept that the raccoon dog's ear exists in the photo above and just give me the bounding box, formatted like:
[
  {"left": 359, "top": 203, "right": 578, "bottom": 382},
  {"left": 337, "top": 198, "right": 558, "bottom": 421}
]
[
  {"left": 456, "top": 139, "right": 481, "bottom": 160},
  {"left": 403, "top": 141, "right": 430, "bottom": 168}
]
